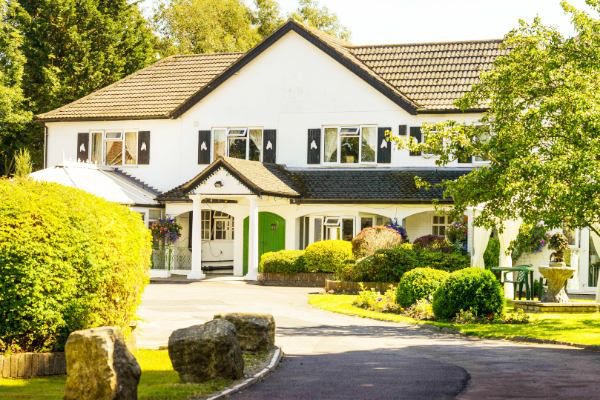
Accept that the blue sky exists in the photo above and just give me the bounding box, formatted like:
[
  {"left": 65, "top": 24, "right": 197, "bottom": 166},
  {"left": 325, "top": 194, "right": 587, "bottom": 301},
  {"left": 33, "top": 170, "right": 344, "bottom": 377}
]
[{"left": 141, "top": 0, "right": 592, "bottom": 44}]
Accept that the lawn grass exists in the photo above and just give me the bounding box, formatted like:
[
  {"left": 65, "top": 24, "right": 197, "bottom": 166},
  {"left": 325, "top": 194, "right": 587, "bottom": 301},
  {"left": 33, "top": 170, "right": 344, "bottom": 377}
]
[
  {"left": 309, "top": 294, "right": 600, "bottom": 347},
  {"left": 0, "top": 349, "right": 231, "bottom": 400}
]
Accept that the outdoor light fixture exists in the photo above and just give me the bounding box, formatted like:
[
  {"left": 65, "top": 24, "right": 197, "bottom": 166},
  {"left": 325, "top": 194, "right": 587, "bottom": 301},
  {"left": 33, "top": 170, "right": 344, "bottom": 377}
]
[{"left": 214, "top": 181, "right": 223, "bottom": 188}]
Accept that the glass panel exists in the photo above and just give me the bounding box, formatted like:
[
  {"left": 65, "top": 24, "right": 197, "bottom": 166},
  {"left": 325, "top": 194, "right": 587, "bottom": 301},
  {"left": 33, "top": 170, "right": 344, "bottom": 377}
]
[
  {"left": 324, "top": 128, "right": 338, "bottom": 163},
  {"left": 361, "top": 126, "right": 377, "bottom": 162},
  {"left": 249, "top": 129, "right": 262, "bottom": 161},
  {"left": 105, "top": 131, "right": 122, "bottom": 139},
  {"left": 149, "top": 209, "right": 162, "bottom": 220},
  {"left": 340, "top": 127, "right": 359, "bottom": 136},
  {"left": 228, "top": 128, "right": 246, "bottom": 136},
  {"left": 104, "top": 140, "right": 123, "bottom": 165},
  {"left": 340, "top": 135, "right": 359, "bottom": 164},
  {"left": 589, "top": 231, "right": 600, "bottom": 287},
  {"left": 214, "top": 220, "right": 226, "bottom": 240},
  {"left": 91, "top": 131, "right": 103, "bottom": 163},
  {"left": 324, "top": 217, "right": 341, "bottom": 226},
  {"left": 342, "top": 218, "right": 354, "bottom": 241},
  {"left": 360, "top": 217, "right": 373, "bottom": 230},
  {"left": 214, "top": 129, "right": 227, "bottom": 159},
  {"left": 228, "top": 136, "right": 246, "bottom": 159},
  {"left": 124, "top": 131, "right": 137, "bottom": 164},
  {"left": 314, "top": 218, "right": 323, "bottom": 242},
  {"left": 201, "top": 210, "right": 211, "bottom": 240}
]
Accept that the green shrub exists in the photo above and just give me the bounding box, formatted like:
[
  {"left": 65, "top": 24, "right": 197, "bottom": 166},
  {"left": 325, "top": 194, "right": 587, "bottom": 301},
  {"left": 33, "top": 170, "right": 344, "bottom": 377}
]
[
  {"left": 259, "top": 250, "right": 306, "bottom": 273},
  {"left": 340, "top": 244, "right": 469, "bottom": 283},
  {"left": 405, "top": 299, "right": 434, "bottom": 320},
  {"left": 351, "top": 226, "right": 403, "bottom": 258},
  {"left": 353, "top": 285, "right": 400, "bottom": 313},
  {"left": 304, "top": 240, "right": 353, "bottom": 274},
  {"left": 432, "top": 267, "right": 504, "bottom": 320},
  {"left": 0, "top": 179, "right": 151, "bottom": 352},
  {"left": 413, "top": 235, "right": 453, "bottom": 252},
  {"left": 396, "top": 268, "right": 449, "bottom": 308}
]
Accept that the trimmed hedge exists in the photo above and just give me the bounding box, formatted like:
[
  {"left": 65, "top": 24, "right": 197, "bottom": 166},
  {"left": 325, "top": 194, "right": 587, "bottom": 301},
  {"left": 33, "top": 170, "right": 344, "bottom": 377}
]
[
  {"left": 432, "top": 267, "right": 504, "bottom": 320},
  {"left": 351, "top": 226, "right": 403, "bottom": 258},
  {"left": 304, "top": 240, "right": 353, "bottom": 274},
  {"left": 396, "top": 268, "right": 449, "bottom": 308},
  {"left": 340, "top": 244, "right": 469, "bottom": 283},
  {"left": 259, "top": 250, "right": 306, "bottom": 273},
  {"left": 0, "top": 179, "right": 152, "bottom": 352}
]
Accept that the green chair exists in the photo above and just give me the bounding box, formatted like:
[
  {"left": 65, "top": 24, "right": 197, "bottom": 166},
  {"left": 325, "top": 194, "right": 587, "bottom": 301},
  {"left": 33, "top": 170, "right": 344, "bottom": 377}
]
[{"left": 502, "top": 265, "right": 532, "bottom": 300}]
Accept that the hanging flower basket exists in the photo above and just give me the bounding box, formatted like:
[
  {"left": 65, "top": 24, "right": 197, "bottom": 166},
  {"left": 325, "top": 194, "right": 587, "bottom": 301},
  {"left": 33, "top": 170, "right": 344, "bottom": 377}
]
[{"left": 150, "top": 218, "right": 182, "bottom": 270}]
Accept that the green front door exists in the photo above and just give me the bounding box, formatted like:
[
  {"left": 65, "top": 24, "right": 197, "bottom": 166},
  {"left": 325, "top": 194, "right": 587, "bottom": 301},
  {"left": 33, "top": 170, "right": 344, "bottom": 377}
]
[{"left": 243, "top": 212, "right": 286, "bottom": 274}]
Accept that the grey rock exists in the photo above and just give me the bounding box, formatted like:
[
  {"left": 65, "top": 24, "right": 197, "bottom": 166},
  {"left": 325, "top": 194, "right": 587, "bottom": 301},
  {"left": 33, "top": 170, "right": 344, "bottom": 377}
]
[
  {"left": 64, "top": 326, "right": 141, "bottom": 400},
  {"left": 214, "top": 313, "right": 275, "bottom": 352},
  {"left": 168, "top": 319, "right": 244, "bottom": 383}
]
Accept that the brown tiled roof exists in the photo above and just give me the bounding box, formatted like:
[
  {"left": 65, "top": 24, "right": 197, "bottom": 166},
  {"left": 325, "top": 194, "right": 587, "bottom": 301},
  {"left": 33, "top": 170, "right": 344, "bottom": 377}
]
[
  {"left": 159, "top": 157, "right": 301, "bottom": 200},
  {"left": 350, "top": 40, "right": 505, "bottom": 111},
  {"left": 38, "top": 20, "right": 504, "bottom": 121},
  {"left": 37, "top": 53, "right": 242, "bottom": 121}
]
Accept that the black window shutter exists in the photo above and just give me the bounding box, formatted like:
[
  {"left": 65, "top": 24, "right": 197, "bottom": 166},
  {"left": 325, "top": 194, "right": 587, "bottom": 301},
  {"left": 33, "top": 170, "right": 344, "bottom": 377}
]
[
  {"left": 307, "top": 128, "right": 321, "bottom": 164},
  {"left": 77, "top": 132, "right": 89, "bottom": 161},
  {"left": 198, "top": 130, "right": 212, "bottom": 164},
  {"left": 138, "top": 131, "right": 151, "bottom": 165},
  {"left": 377, "top": 127, "right": 392, "bottom": 164},
  {"left": 409, "top": 126, "right": 422, "bottom": 156},
  {"left": 263, "top": 129, "right": 277, "bottom": 163}
]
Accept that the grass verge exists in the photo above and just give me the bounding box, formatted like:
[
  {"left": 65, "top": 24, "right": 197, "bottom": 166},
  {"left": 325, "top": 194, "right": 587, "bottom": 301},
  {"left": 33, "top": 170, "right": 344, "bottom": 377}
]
[
  {"left": 309, "top": 294, "right": 600, "bottom": 347},
  {"left": 0, "top": 349, "right": 262, "bottom": 400}
]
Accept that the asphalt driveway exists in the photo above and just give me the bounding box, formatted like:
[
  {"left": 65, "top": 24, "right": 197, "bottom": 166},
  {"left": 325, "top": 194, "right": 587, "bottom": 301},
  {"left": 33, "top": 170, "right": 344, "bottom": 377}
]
[{"left": 137, "top": 279, "right": 600, "bottom": 400}]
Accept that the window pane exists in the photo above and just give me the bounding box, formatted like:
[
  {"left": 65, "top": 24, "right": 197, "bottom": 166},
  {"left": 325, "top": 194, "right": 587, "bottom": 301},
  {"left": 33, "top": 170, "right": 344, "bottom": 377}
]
[
  {"left": 91, "top": 132, "right": 102, "bottom": 163},
  {"left": 249, "top": 129, "right": 262, "bottom": 161},
  {"left": 214, "top": 129, "right": 227, "bottom": 159},
  {"left": 149, "top": 209, "right": 162, "bottom": 220},
  {"left": 361, "top": 126, "right": 377, "bottom": 162},
  {"left": 105, "top": 131, "right": 122, "bottom": 139},
  {"left": 228, "top": 137, "right": 246, "bottom": 159},
  {"left": 124, "top": 132, "right": 137, "bottom": 164},
  {"left": 104, "top": 140, "right": 123, "bottom": 165},
  {"left": 340, "top": 127, "right": 359, "bottom": 136},
  {"left": 201, "top": 210, "right": 211, "bottom": 240},
  {"left": 342, "top": 219, "right": 354, "bottom": 241},
  {"left": 340, "top": 136, "right": 359, "bottom": 163},
  {"left": 360, "top": 217, "right": 373, "bottom": 230},
  {"left": 324, "top": 128, "right": 338, "bottom": 163},
  {"left": 314, "top": 218, "right": 323, "bottom": 242}
]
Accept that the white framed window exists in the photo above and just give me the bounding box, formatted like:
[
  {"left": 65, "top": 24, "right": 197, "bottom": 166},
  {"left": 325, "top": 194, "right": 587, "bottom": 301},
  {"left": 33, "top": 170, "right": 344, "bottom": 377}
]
[
  {"left": 201, "top": 210, "right": 234, "bottom": 241},
  {"left": 213, "top": 127, "right": 263, "bottom": 161},
  {"left": 432, "top": 215, "right": 450, "bottom": 236},
  {"left": 89, "top": 130, "right": 140, "bottom": 166},
  {"left": 323, "top": 125, "right": 377, "bottom": 164},
  {"left": 319, "top": 216, "right": 355, "bottom": 241}
]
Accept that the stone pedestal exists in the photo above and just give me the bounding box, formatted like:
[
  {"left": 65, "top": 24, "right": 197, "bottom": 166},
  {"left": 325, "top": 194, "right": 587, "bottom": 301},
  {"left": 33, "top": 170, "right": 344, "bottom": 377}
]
[{"left": 539, "top": 266, "right": 575, "bottom": 303}]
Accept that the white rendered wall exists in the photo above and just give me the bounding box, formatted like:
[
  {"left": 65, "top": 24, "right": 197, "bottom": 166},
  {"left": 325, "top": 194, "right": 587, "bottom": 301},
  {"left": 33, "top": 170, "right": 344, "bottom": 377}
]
[{"left": 45, "top": 30, "right": 484, "bottom": 193}]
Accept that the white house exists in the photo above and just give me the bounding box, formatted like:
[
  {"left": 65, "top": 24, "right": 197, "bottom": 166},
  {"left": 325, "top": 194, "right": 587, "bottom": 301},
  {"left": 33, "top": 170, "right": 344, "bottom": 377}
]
[{"left": 35, "top": 20, "right": 598, "bottom": 293}]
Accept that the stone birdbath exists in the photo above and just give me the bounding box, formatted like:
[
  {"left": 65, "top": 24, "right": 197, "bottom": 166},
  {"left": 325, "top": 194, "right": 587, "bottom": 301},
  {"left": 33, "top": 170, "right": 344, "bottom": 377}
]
[{"left": 538, "top": 265, "right": 576, "bottom": 303}]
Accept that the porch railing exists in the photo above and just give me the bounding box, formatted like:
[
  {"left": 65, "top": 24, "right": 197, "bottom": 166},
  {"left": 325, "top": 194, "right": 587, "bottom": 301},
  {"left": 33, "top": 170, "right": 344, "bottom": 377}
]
[{"left": 151, "top": 247, "right": 192, "bottom": 271}]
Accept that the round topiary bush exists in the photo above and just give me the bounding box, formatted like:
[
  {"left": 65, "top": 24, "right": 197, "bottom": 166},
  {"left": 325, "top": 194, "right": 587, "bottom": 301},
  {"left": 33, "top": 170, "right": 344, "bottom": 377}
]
[
  {"left": 396, "top": 267, "right": 449, "bottom": 308},
  {"left": 259, "top": 250, "right": 306, "bottom": 273},
  {"left": 432, "top": 267, "right": 504, "bottom": 320},
  {"left": 351, "top": 226, "right": 403, "bottom": 258},
  {"left": 0, "top": 179, "right": 152, "bottom": 352},
  {"left": 304, "top": 240, "right": 353, "bottom": 274}
]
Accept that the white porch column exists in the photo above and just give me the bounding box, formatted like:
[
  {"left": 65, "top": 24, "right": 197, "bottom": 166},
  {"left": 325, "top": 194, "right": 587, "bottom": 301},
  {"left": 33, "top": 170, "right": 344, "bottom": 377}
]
[
  {"left": 233, "top": 213, "right": 245, "bottom": 276},
  {"left": 188, "top": 195, "right": 206, "bottom": 280},
  {"left": 498, "top": 219, "right": 522, "bottom": 298},
  {"left": 245, "top": 196, "right": 259, "bottom": 281},
  {"left": 469, "top": 207, "right": 492, "bottom": 268}
]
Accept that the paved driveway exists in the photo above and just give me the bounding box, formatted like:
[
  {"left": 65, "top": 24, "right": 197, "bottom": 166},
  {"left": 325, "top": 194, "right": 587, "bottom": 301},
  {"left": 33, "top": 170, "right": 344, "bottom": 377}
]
[{"left": 138, "top": 280, "right": 600, "bottom": 400}]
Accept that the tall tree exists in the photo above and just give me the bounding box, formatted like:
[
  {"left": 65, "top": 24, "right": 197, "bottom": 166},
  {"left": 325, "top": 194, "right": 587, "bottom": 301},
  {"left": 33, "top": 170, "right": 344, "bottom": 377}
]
[
  {"left": 290, "top": 0, "right": 350, "bottom": 41},
  {"left": 13, "top": 0, "right": 157, "bottom": 114},
  {"left": 254, "top": 0, "right": 283, "bottom": 38},
  {"left": 154, "top": 0, "right": 262, "bottom": 55},
  {"left": 395, "top": 1, "right": 600, "bottom": 236},
  {"left": 0, "top": 0, "right": 31, "bottom": 175}
]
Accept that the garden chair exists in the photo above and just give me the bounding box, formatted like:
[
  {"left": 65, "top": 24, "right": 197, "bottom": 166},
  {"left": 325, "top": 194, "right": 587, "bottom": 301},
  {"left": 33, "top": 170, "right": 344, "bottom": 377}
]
[{"left": 501, "top": 265, "right": 531, "bottom": 300}]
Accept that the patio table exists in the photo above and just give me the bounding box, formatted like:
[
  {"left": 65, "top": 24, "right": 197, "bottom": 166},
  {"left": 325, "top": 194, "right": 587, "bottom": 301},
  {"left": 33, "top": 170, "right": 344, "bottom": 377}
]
[{"left": 491, "top": 266, "right": 535, "bottom": 300}]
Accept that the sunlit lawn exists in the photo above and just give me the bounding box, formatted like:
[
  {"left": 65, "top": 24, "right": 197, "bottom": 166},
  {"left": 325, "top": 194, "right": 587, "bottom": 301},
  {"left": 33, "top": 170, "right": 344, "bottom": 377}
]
[
  {"left": 309, "top": 294, "right": 600, "bottom": 347},
  {"left": 0, "top": 350, "right": 230, "bottom": 400}
]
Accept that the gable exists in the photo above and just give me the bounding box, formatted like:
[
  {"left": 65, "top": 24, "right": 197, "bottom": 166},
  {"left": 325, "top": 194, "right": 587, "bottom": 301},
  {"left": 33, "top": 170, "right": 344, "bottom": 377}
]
[{"left": 190, "top": 167, "right": 253, "bottom": 196}]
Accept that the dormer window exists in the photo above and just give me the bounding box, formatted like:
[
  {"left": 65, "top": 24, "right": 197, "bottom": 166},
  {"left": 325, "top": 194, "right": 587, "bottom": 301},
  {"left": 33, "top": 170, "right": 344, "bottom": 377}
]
[{"left": 323, "top": 125, "right": 377, "bottom": 164}]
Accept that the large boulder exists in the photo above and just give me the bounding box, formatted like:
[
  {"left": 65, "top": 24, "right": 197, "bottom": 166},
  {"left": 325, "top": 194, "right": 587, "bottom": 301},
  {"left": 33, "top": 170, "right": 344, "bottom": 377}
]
[
  {"left": 64, "top": 326, "right": 141, "bottom": 400},
  {"left": 214, "top": 313, "right": 275, "bottom": 352},
  {"left": 168, "top": 319, "right": 244, "bottom": 383}
]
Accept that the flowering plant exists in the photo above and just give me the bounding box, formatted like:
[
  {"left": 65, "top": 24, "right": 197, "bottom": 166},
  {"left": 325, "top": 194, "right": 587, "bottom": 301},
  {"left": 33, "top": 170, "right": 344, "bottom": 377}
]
[
  {"left": 386, "top": 218, "right": 409, "bottom": 242},
  {"left": 150, "top": 217, "right": 182, "bottom": 246}
]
